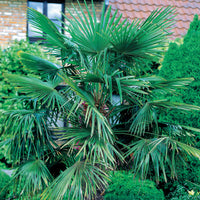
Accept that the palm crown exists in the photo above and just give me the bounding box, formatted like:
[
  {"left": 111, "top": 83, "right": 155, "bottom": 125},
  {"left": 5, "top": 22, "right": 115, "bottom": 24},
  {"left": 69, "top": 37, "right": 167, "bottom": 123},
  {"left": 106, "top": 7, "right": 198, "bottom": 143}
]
[{"left": 2, "top": 2, "right": 200, "bottom": 200}]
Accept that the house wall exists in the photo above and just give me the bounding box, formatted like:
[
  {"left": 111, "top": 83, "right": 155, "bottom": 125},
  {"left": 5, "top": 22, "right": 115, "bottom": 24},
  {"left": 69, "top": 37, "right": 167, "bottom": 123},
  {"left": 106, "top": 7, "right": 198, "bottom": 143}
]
[
  {"left": 0, "top": 0, "right": 27, "bottom": 49},
  {"left": 0, "top": 0, "right": 104, "bottom": 49}
]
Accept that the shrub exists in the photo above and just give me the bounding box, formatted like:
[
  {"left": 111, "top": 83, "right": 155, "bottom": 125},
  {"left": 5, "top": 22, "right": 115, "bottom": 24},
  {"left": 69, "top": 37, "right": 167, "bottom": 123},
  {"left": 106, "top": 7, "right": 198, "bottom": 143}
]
[
  {"left": 159, "top": 14, "right": 200, "bottom": 129},
  {"left": 168, "top": 185, "right": 200, "bottom": 200},
  {"left": 0, "top": 161, "right": 7, "bottom": 169},
  {"left": 158, "top": 157, "right": 200, "bottom": 199},
  {"left": 0, "top": 170, "right": 11, "bottom": 199},
  {"left": 104, "top": 171, "right": 165, "bottom": 200},
  {"left": 158, "top": 15, "right": 200, "bottom": 198},
  {"left": 0, "top": 40, "right": 58, "bottom": 111},
  {"left": 0, "top": 40, "right": 58, "bottom": 166}
]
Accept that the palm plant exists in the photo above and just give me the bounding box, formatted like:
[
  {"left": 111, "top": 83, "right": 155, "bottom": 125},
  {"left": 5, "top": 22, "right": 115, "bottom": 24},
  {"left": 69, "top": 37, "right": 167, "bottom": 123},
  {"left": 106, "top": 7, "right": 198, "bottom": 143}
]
[{"left": 2, "top": 1, "right": 200, "bottom": 199}]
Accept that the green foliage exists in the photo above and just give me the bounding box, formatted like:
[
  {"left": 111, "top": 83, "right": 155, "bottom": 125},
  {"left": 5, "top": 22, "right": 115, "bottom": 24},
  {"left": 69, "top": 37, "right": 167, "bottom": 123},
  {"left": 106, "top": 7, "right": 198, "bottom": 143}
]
[
  {"left": 0, "top": 40, "right": 58, "bottom": 165},
  {"left": 159, "top": 14, "right": 200, "bottom": 128},
  {"left": 43, "top": 161, "right": 109, "bottom": 200},
  {"left": 158, "top": 14, "right": 200, "bottom": 199},
  {"left": 158, "top": 157, "right": 200, "bottom": 199},
  {"left": 12, "top": 160, "right": 53, "bottom": 199},
  {"left": 0, "top": 162, "right": 6, "bottom": 169},
  {"left": 0, "top": 40, "right": 58, "bottom": 110},
  {"left": 168, "top": 185, "right": 200, "bottom": 200},
  {"left": 0, "top": 170, "right": 11, "bottom": 199},
  {"left": 2, "top": 3, "right": 200, "bottom": 200},
  {"left": 104, "top": 171, "right": 165, "bottom": 200}
]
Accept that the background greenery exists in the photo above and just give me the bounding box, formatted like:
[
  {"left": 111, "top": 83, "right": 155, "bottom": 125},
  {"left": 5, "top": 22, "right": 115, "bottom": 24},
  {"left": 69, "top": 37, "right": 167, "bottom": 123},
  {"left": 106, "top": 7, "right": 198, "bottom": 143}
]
[
  {"left": 0, "top": 40, "right": 59, "bottom": 166},
  {"left": 158, "top": 15, "right": 200, "bottom": 199},
  {"left": 159, "top": 14, "right": 200, "bottom": 128},
  {"left": 0, "top": 40, "right": 58, "bottom": 111},
  {"left": 104, "top": 171, "right": 165, "bottom": 200},
  {"left": 0, "top": 170, "right": 11, "bottom": 199}
]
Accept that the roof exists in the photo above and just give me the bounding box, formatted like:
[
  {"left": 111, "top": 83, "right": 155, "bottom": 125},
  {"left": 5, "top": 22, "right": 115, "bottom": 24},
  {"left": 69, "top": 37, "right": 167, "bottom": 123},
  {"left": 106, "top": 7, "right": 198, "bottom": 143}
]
[{"left": 109, "top": 0, "right": 200, "bottom": 39}]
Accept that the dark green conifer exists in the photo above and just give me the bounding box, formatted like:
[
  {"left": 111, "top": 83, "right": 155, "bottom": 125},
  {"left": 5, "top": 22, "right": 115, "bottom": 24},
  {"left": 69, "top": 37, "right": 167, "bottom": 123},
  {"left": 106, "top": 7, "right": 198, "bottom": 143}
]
[{"left": 159, "top": 14, "right": 200, "bottom": 128}]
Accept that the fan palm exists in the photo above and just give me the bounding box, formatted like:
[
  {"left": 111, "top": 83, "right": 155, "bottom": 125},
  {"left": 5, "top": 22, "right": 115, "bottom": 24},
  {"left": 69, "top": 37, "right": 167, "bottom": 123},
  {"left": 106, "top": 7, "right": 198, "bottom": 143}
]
[{"left": 2, "top": 1, "right": 200, "bottom": 199}]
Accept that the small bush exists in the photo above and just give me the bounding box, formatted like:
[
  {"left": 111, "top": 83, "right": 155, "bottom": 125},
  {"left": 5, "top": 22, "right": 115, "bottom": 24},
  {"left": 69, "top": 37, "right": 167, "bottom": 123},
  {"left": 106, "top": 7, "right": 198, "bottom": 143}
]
[
  {"left": 0, "top": 40, "right": 58, "bottom": 165},
  {"left": 168, "top": 185, "right": 200, "bottom": 200},
  {"left": 104, "top": 171, "right": 165, "bottom": 200},
  {"left": 0, "top": 170, "right": 11, "bottom": 199}
]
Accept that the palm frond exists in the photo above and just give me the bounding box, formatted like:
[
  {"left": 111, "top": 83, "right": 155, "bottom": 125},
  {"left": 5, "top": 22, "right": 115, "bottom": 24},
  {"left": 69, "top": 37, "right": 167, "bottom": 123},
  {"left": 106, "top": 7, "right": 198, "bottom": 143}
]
[
  {"left": 140, "top": 76, "right": 194, "bottom": 94},
  {"left": 18, "top": 51, "right": 61, "bottom": 77},
  {"left": 161, "top": 123, "right": 196, "bottom": 143},
  {"left": 28, "top": 8, "right": 73, "bottom": 51},
  {"left": 151, "top": 100, "right": 200, "bottom": 111},
  {"left": 126, "top": 136, "right": 200, "bottom": 182},
  {"left": 63, "top": 2, "right": 121, "bottom": 54},
  {"left": 114, "top": 75, "right": 150, "bottom": 103},
  {"left": 42, "top": 161, "right": 109, "bottom": 200},
  {"left": 129, "top": 102, "right": 155, "bottom": 135},
  {"left": 13, "top": 159, "right": 53, "bottom": 198},
  {"left": 61, "top": 73, "right": 114, "bottom": 142},
  {"left": 130, "top": 100, "right": 200, "bottom": 135},
  {"left": 55, "top": 128, "right": 123, "bottom": 165},
  {"left": 110, "top": 6, "right": 176, "bottom": 59},
  {"left": 4, "top": 74, "right": 67, "bottom": 111},
  {"left": 1, "top": 109, "right": 56, "bottom": 163}
]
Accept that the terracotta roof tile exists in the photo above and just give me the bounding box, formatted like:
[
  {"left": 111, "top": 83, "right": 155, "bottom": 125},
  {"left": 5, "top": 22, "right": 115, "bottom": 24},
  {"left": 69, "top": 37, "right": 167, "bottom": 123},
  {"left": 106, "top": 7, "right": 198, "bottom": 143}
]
[{"left": 109, "top": 0, "right": 200, "bottom": 39}]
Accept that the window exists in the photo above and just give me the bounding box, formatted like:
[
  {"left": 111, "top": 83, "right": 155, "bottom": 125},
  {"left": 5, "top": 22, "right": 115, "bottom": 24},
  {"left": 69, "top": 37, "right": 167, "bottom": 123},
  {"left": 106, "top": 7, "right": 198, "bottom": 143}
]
[{"left": 27, "top": 0, "right": 65, "bottom": 42}]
